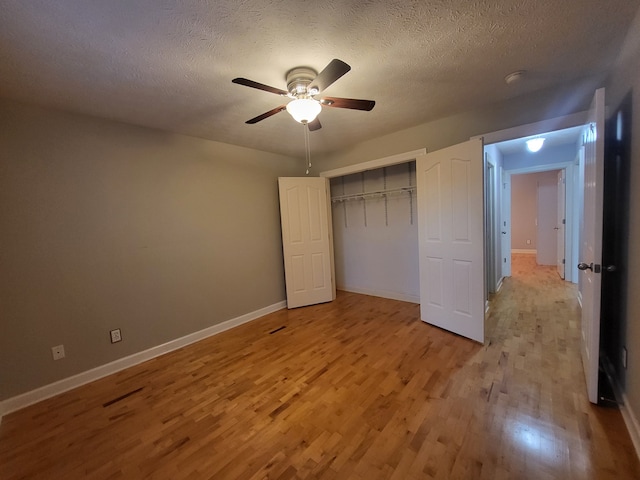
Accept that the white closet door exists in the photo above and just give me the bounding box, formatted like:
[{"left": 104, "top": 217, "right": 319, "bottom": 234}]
[
  {"left": 417, "top": 139, "right": 485, "bottom": 343},
  {"left": 278, "top": 177, "right": 335, "bottom": 309}
]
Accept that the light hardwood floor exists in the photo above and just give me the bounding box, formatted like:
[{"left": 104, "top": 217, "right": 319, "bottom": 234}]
[{"left": 1, "top": 254, "right": 639, "bottom": 479}]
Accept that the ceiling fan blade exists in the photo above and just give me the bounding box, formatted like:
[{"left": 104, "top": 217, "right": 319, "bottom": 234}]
[
  {"left": 309, "top": 59, "right": 351, "bottom": 93},
  {"left": 232, "top": 78, "right": 288, "bottom": 96},
  {"left": 321, "top": 97, "right": 375, "bottom": 111},
  {"left": 246, "top": 105, "right": 287, "bottom": 124},
  {"left": 308, "top": 118, "right": 322, "bottom": 131}
]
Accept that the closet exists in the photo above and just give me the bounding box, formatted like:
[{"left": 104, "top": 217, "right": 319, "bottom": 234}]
[{"left": 329, "top": 162, "right": 419, "bottom": 303}]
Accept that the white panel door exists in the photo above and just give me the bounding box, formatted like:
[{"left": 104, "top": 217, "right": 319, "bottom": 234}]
[
  {"left": 417, "top": 139, "right": 485, "bottom": 343},
  {"left": 278, "top": 177, "right": 335, "bottom": 309},
  {"left": 536, "top": 179, "right": 558, "bottom": 266},
  {"left": 579, "top": 88, "right": 605, "bottom": 404},
  {"left": 557, "top": 169, "right": 566, "bottom": 279}
]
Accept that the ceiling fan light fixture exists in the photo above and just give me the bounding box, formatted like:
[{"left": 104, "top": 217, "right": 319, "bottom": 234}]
[
  {"left": 526, "top": 137, "right": 545, "bottom": 152},
  {"left": 286, "top": 98, "right": 322, "bottom": 124}
]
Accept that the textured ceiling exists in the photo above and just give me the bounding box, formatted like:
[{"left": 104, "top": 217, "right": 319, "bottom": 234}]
[{"left": 0, "top": 0, "right": 637, "bottom": 158}]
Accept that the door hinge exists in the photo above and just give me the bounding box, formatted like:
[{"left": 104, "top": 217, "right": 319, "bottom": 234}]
[
  {"left": 562, "top": 219, "right": 566, "bottom": 225},
  {"left": 562, "top": 259, "right": 565, "bottom": 264}
]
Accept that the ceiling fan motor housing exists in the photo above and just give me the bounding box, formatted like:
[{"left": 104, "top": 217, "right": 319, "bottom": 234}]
[{"left": 286, "top": 67, "right": 318, "bottom": 98}]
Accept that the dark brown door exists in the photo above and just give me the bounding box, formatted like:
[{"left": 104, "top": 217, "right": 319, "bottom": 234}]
[{"left": 599, "top": 92, "right": 632, "bottom": 401}]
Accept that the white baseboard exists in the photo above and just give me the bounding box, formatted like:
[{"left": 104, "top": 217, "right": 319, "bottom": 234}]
[
  {"left": 338, "top": 285, "right": 420, "bottom": 304},
  {"left": 511, "top": 249, "right": 537, "bottom": 254},
  {"left": 0, "top": 300, "right": 286, "bottom": 420},
  {"left": 620, "top": 392, "right": 640, "bottom": 461}
]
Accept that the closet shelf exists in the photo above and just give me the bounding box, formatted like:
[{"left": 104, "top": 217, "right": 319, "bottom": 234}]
[{"left": 331, "top": 186, "right": 415, "bottom": 203}]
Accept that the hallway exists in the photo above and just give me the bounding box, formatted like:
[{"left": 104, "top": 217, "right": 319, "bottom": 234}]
[{"left": 483, "top": 253, "right": 638, "bottom": 478}]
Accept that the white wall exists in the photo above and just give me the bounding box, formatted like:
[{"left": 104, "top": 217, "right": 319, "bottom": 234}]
[{"left": 330, "top": 163, "right": 419, "bottom": 303}]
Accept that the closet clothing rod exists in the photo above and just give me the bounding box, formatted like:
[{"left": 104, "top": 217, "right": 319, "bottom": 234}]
[{"left": 331, "top": 186, "right": 415, "bottom": 203}]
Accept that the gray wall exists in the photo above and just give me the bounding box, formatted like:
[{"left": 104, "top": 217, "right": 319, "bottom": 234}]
[{"left": 0, "top": 99, "right": 298, "bottom": 400}]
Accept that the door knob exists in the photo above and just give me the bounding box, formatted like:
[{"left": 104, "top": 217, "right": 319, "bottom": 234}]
[
  {"left": 554, "top": 227, "right": 560, "bottom": 230},
  {"left": 578, "top": 262, "right": 602, "bottom": 273},
  {"left": 604, "top": 265, "right": 617, "bottom": 272},
  {"left": 501, "top": 231, "right": 507, "bottom": 234}
]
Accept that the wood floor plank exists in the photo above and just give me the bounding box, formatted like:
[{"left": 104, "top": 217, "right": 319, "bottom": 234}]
[{"left": 1, "top": 254, "right": 639, "bottom": 479}]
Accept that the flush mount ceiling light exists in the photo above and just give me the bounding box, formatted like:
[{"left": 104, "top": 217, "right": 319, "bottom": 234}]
[
  {"left": 526, "top": 137, "right": 545, "bottom": 152},
  {"left": 286, "top": 97, "right": 322, "bottom": 124}
]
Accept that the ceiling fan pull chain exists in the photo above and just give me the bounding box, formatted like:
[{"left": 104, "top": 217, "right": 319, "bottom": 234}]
[{"left": 304, "top": 123, "right": 312, "bottom": 175}]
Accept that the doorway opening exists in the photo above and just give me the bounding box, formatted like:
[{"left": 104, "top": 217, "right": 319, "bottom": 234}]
[{"left": 483, "top": 122, "right": 585, "bottom": 288}]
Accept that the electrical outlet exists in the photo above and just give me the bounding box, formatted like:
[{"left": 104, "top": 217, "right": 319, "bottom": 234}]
[
  {"left": 622, "top": 347, "right": 628, "bottom": 369},
  {"left": 52, "top": 344, "right": 65, "bottom": 360},
  {"left": 110, "top": 328, "right": 122, "bottom": 343}
]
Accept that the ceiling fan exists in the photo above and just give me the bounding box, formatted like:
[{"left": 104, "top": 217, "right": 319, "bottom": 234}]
[{"left": 232, "top": 59, "right": 375, "bottom": 131}]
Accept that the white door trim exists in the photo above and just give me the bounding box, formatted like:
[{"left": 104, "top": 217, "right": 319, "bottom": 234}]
[
  {"left": 319, "top": 149, "right": 427, "bottom": 178},
  {"left": 472, "top": 111, "right": 588, "bottom": 145}
]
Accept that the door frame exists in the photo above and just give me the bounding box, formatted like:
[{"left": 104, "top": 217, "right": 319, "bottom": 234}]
[
  {"left": 320, "top": 149, "right": 427, "bottom": 179},
  {"left": 557, "top": 169, "right": 567, "bottom": 279},
  {"left": 474, "top": 111, "right": 587, "bottom": 285},
  {"left": 484, "top": 156, "right": 499, "bottom": 297},
  {"left": 502, "top": 165, "right": 575, "bottom": 279}
]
